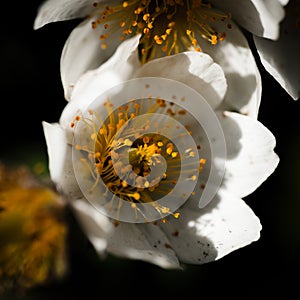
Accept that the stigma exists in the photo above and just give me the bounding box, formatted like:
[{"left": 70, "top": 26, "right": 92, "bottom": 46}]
[
  {"left": 71, "top": 96, "right": 206, "bottom": 223},
  {"left": 91, "top": 0, "right": 231, "bottom": 63}
]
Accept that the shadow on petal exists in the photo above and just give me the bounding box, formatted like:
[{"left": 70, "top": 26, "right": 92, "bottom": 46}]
[
  {"left": 210, "top": 0, "right": 264, "bottom": 37},
  {"left": 185, "top": 110, "right": 242, "bottom": 210},
  {"left": 135, "top": 52, "right": 227, "bottom": 109},
  {"left": 219, "top": 73, "right": 259, "bottom": 116},
  {"left": 159, "top": 196, "right": 220, "bottom": 265}
]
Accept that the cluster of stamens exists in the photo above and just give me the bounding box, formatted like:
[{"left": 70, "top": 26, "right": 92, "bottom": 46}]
[
  {"left": 90, "top": 0, "right": 231, "bottom": 62},
  {"left": 71, "top": 96, "right": 206, "bottom": 222}
]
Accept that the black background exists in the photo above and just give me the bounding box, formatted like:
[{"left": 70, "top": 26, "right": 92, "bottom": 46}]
[{"left": 1, "top": 1, "right": 300, "bottom": 298}]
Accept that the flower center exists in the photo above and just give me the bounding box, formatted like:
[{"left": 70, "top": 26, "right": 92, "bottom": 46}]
[
  {"left": 71, "top": 97, "right": 206, "bottom": 222},
  {"left": 91, "top": 0, "right": 231, "bottom": 62}
]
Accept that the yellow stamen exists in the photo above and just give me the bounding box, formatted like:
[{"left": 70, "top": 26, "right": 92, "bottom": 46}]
[
  {"left": 73, "top": 96, "right": 206, "bottom": 222},
  {"left": 90, "top": 0, "right": 231, "bottom": 63}
]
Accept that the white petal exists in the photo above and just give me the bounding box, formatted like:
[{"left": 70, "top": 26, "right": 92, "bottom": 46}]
[
  {"left": 59, "top": 151, "right": 180, "bottom": 268},
  {"left": 200, "top": 18, "right": 261, "bottom": 118},
  {"left": 72, "top": 196, "right": 180, "bottom": 268},
  {"left": 43, "top": 121, "right": 82, "bottom": 199},
  {"left": 60, "top": 18, "right": 122, "bottom": 100},
  {"left": 160, "top": 188, "right": 261, "bottom": 264},
  {"left": 219, "top": 111, "right": 279, "bottom": 198},
  {"left": 34, "top": 0, "right": 105, "bottom": 29},
  {"left": 71, "top": 198, "right": 114, "bottom": 254},
  {"left": 210, "top": 0, "right": 285, "bottom": 39},
  {"left": 107, "top": 222, "right": 180, "bottom": 269},
  {"left": 134, "top": 51, "right": 227, "bottom": 109},
  {"left": 43, "top": 122, "right": 179, "bottom": 269},
  {"left": 253, "top": 1, "right": 300, "bottom": 100},
  {"left": 59, "top": 35, "right": 141, "bottom": 130},
  {"left": 277, "top": 0, "right": 289, "bottom": 5}
]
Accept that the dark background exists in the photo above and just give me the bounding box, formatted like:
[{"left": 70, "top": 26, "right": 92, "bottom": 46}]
[{"left": 1, "top": 1, "right": 300, "bottom": 298}]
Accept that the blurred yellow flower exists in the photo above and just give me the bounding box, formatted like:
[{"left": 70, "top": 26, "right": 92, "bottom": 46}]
[{"left": 0, "top": 163, "right": 68, "bottom": 293}]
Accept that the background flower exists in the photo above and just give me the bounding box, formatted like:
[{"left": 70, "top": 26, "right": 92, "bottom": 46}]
[{"left": 0, "top": 164, "right": 68, "bottom": 295}]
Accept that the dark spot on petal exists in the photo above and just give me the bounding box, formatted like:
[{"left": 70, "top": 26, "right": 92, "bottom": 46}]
[
  {"left": 165, "top": 243, "right": 172, "bottom": 249},
  {"left": 172, "top": 230, "right": 179, "bottom": 237}
]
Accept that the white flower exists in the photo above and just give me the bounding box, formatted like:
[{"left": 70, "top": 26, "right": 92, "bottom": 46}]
[
  {"left": 34, "top": 0, "right": 289, "bottom": 117},
  {"left": 42, "top": 36, "right": 279, "bottom": 268}
]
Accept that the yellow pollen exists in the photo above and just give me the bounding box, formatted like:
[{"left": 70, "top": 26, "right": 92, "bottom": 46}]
[
  {"left": 199, "top": 158, "right": 206, "bottom": 172},
  {"left": 144, "top": 181, "right": 150, "bottom": 188},
  {"left": 73, "top": 97, "right": 206, "bottom": 223},
  {"left": 92, "top": 0, "right": 231, "bottom": 63},
  {"left": 165, "top": 28, "right": 172, "bottom": 35},
  {"left": 191, "top": 175, "right": 197, "bottom": 181},
  {"left": 124, "top": 138, "right": 133, "bottom": 146},
  {"left": 189, "top": 151, "right": 195, "bottom": 157},
  {"left": 143, "top": 27, "right": 150, "bottom": 34},
  {"left": 132, "top": 192, "right": 140, "bottom": 201},
  {"left": 161, "top": 207, "right": 170, "bottom": 214},
  {"left": 154, "top": 35, "right": 163, "bottom": 44},
  {"left": 143, "top": 13, "right": 150, "bottom": 21},
  {"left": 171, "top": 152, "right": 178, "bottom": 158},
  {"left": 211, "top": 34, "right": 218, "bottom": 45},
  {"left": 200, "top": 158, "right": 206, "bottom": 164},
  {"left": 94, "top": 152, "right": 101, "bottom": 158},
  {"left": 173, "top": 212, "right": 180, "bottom": 219}
]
